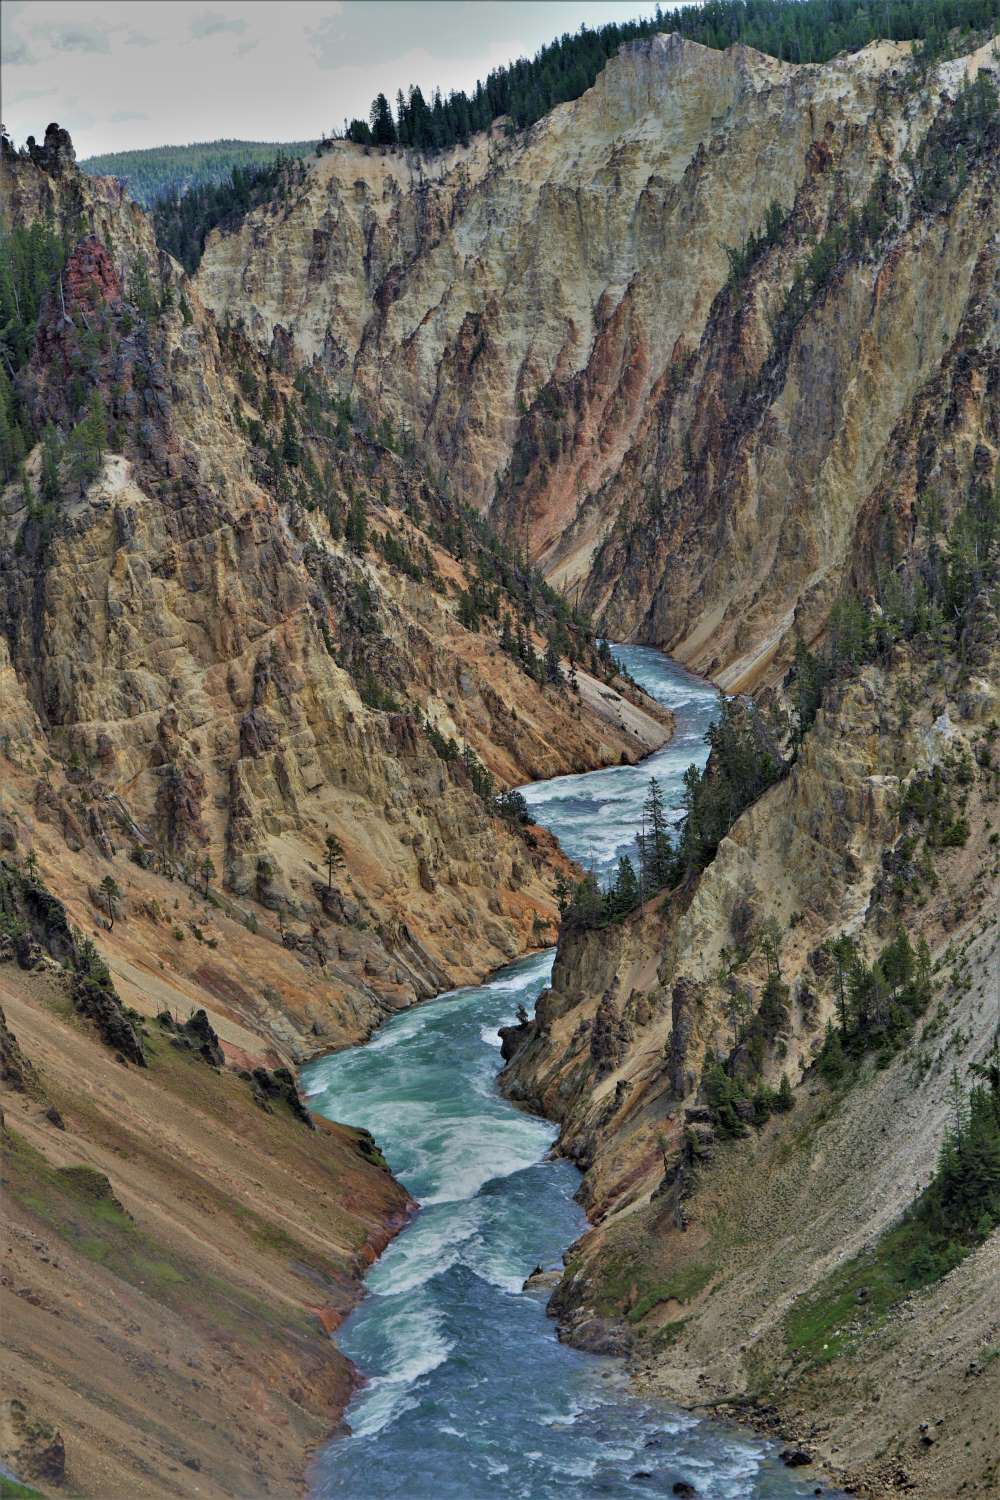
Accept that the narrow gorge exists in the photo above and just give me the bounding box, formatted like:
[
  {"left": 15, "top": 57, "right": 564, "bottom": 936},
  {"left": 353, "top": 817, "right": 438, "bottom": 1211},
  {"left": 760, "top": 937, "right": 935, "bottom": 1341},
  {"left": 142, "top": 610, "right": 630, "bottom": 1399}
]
[{"left": 1, "top": 5, "right": 999, "bottom": 1499}]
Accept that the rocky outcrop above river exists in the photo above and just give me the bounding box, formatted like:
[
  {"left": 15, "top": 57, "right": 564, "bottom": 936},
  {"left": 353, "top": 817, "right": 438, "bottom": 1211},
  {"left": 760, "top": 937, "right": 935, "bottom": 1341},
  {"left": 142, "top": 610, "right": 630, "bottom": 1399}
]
[{"left": 502, "top": 632, "right": 1000, "bottom": 1497}]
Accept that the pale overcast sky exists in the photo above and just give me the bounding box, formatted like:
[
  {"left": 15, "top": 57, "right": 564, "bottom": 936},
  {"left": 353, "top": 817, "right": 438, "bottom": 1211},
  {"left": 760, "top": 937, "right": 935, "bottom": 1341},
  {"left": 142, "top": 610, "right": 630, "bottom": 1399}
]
[{"left": 2, "top": 1, "right": 668, "bottom": 159}]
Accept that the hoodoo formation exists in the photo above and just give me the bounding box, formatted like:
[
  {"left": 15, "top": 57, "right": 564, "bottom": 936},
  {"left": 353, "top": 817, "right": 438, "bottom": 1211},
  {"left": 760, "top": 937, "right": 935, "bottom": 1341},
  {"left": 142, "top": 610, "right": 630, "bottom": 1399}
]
[{"left": 1, "top": 3, "right": 998, "bottom": 1497}]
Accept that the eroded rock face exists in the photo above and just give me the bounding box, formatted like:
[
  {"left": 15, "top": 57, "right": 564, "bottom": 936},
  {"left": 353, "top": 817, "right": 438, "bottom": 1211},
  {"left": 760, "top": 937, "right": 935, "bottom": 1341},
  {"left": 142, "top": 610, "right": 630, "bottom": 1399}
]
[
  {"left": 197, "top": 37, "right": 999, "bottom": 690},
  {"left": 501, "top": 640, "right": 1000, "bottom": 1221},
  {"left": 0, "top": 1005, "right": 39, "bottom": 1099},
  {"left": 1, "top": 130, "right": 672, "bottom": 1064}
]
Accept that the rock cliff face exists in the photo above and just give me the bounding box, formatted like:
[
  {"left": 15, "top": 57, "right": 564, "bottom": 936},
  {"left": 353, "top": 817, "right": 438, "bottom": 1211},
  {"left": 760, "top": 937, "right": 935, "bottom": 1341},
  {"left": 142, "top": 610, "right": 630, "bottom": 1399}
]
[
  {"left": 197, "top": 36, "right": 998, "bottom": 691},
  {"left": 501, "top": 631, "right": 1000, "bottom": 1495},
  {"left": 1, "top": 138, "right": 672, "bottom": 1058},
  {"left": 3, "top": 25, "right": 998, "bottom": 1500}
]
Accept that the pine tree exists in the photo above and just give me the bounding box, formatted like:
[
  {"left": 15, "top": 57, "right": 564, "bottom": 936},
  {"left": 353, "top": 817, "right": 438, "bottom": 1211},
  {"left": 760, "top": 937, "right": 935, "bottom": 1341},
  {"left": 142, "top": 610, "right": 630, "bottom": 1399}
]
[
  {"left": 544, "top": 636, "right": 563, "bottom": 685},
  {"left": 99, "top": 873, "right": 120, "bottom": 930},
  {"left": 281, "top": 407, "right": 300, "bottom": 467},
  {"left": 828, "top": 933, "right": 855, "bottom": 1032},
  {"left": 324, "top": 833, "right": 344, "bottom": 890},
  {"left": 346, "top": 493, "right": 368, "bottom": 553},
  {"left": 86, "top": 388, "right": 108, "bottom": 460},
  {"left": 641, "top": 777, "right": 673, "bottom": 889},
  {"left": 610, "top": 854, "right": 639, "bottom": 915},
  {"left": 66, "top": 422, "right": 98, "bottom": 495},
  {"left": 39, "top": 422, "right": 62, "bottom": 502},
  {"left": 370, "top": 93, "right": 397, "bottom": 146}
]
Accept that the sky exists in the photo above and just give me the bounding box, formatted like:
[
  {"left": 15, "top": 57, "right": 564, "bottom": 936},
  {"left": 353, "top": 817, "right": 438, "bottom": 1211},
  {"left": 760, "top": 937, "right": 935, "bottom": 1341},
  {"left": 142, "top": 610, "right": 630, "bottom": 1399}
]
[{"left": 1, "top": 1, "right": 668, "bottom": 159}]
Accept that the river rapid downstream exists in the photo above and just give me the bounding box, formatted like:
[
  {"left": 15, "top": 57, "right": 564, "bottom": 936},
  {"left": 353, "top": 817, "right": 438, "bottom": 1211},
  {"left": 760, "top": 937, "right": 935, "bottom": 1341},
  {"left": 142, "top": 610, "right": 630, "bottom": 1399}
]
[{"left": 303, "top": 648, "right": 833, "bottom": 1500}]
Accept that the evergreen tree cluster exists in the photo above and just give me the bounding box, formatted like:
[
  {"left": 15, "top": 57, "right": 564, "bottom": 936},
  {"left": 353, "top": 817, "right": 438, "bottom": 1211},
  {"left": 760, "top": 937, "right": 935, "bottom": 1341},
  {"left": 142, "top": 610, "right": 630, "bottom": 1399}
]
[
  {"left": 152, "top": 156, "right": 308, "bottom": 274},
  {"left": 701, "top": 1054, "right": 795, "bottom": 1136},
  {"left": 920, "top": 1041, "right": 1000, "bottom": 1250},
  {"left": 818, "top": 928, "right": 935, "bottom": 1080},
  {"left": 912, "top": 68, "right": 1000, "bottom": 212},
  {"left": 725, "top": 199, "right": 787, "bottom": 287},
  {"left": 340, "top": 0, "right": 999, "bottom": 154},
  {"left": 80, "top": 138, "right": 316, "bottom": 207},
  {"left": 561, "top": 698, "right": 784, "bottom": 931},
  {"left": 790, "top": 478, "right": 1000, "bottom": 745},
  {"left": 0, "top": 222, "right": 69, "bottom": 482}
]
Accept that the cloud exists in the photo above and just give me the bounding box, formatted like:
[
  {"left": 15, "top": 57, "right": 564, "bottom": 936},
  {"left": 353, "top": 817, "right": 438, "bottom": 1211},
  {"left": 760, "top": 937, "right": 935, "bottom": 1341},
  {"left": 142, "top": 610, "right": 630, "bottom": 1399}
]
[
  {"left": 47, "top": 22, "right": 111, "bottom": 54},
  {"left": 111, "top": 110, "right": 148, "bottom": 123},
  {"left": 306, "top": 12, "right": 348, "bottom": 69},
  {"left": 236, "top": 38, "right": 259, "bottom": 56},
  {"left": 3, "top": 36, "right": 35, "bottom": 64},
  {"left": 2, "top": 2, "right": 34, "bottom": 66},
  {"left": 191, "top": 12, "right": 248, "bottom": 39},
  {"left": 8, "top": 86, "right": 55, "bottom": 103},
  {"left": 125, "top": 30, "right": 155, "bottom": 48}
]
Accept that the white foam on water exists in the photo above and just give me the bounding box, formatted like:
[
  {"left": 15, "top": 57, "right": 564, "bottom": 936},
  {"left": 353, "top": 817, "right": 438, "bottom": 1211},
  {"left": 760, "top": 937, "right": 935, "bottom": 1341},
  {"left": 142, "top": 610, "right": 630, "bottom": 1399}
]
[
  {"left": 368, "top": 1200, "right": 482, "bottom": 1297},
  {"left": 462, "top": 1231, "right": 526, "bottom": 1294},
  {"left": 554, "top": 1455, "right": 597, "bottom": 1479},
  {"left": 345, "top": 1296, "right": 452, "bottom": 1439},
  {"left": 363, "top": 1009, "right": 433, "bottom": 1053},
  {"left": 417, "top": 1111, "right": 554, "bottom": 1204}
]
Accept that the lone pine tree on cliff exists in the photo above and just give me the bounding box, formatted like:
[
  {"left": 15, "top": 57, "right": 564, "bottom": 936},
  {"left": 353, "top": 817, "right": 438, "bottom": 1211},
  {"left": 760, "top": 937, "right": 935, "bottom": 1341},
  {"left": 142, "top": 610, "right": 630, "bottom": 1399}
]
[
  {"left": 325, "top": 833, "right": 344, "bottom": 890},
  {"left": 99, "top": 873, "right": 120, "bottom": 930}
]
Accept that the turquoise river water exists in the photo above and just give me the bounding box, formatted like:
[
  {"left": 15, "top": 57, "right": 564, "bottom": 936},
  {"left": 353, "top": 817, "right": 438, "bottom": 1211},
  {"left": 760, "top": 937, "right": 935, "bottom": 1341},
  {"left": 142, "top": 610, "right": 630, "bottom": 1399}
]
[{"left": 302, "top": 647, "right": 835, "bottom": 1500}]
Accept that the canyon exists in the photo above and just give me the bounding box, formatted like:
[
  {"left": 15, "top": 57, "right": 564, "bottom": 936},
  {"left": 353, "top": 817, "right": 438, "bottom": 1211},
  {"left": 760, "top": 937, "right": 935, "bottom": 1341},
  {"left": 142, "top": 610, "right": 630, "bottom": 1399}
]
[{"left": 1, "top": 19, "right": 999, "bottom": 1500}]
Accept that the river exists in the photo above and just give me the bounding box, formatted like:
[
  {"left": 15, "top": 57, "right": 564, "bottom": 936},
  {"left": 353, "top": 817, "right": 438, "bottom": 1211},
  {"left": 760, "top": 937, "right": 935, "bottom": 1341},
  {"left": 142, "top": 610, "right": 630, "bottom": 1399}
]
[{"left": 302, "top": 648, "right": 831, "bottom": 1500}]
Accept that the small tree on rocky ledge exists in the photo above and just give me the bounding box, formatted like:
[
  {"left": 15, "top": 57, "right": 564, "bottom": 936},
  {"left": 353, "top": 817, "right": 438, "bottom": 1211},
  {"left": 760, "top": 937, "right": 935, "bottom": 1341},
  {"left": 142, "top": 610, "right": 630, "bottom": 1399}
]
[
  {"left": 324, "top": 833, "right": 345, "bottom": 890},
  {"left": 99, "top": 873, "right": 120, "bottom": 930}
]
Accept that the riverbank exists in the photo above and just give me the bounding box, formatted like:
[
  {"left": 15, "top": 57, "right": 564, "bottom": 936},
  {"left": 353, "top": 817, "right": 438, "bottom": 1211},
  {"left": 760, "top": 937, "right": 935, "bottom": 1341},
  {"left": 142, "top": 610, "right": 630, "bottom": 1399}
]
[
  {"left": 500, "top": 639, "right": 1000, "bottom": 1500},
  {"left": 1, "top": 952, "right": 416, "bottom": 1500}
]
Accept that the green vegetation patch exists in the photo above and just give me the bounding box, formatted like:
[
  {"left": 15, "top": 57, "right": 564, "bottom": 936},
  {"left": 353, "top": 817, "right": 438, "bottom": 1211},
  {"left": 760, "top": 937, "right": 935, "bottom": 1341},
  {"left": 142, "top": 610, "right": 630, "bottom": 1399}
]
[
  {"left": 788, "top": 1041, "right": 1000, "bottom": 1368},
  {"left": 586, "top": 1240, "right": 715, "bottom": 1324},
  {"left": 785, "top": 1217, "right": 962, "bottom": 1368},
  {"left": 2, "top": 1131, "right": 325, "bottom": 1345},
  {"left": 627, "top": 1261, "right": 715, "bottom": 1324},
  {"left": 0, "top": 1478, "right": 48, "bottom": 1499},
  {"left": 3, "top": 1134, "right": 156, "bottom": 1273},
  {"left": 79, "top": 138, "right": 316, "bottom": 205}
]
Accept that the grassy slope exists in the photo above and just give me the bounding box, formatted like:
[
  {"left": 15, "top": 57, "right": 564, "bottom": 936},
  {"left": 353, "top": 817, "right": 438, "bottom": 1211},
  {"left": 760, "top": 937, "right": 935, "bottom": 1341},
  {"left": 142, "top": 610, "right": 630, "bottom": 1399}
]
[{"left": 0, "top": 956, "right": 410, "bottom": 1499}]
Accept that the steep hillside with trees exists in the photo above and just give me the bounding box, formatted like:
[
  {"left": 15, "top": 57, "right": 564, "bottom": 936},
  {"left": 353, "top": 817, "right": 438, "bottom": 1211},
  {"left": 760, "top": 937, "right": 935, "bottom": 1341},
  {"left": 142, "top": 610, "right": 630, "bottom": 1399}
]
[
  {"left": 339, "top": 0, "right": 1000, "bottom": 147},
  {"left": 79, "top": 138, "right": 316, "bottom": 206}
]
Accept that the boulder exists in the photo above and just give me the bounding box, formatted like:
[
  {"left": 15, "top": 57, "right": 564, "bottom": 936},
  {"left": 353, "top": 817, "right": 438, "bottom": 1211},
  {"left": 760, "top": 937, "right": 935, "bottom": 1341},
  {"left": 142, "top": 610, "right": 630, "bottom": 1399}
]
[
  {"left": 0, "top": 1398, "right": 66, "bottom": 1486},
  {"left": 780, "top": 1447, "right": 814, "bottom": 1467},
  {"left": 522, "top": 1266, "right": 563, "bottom": 1293}
]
